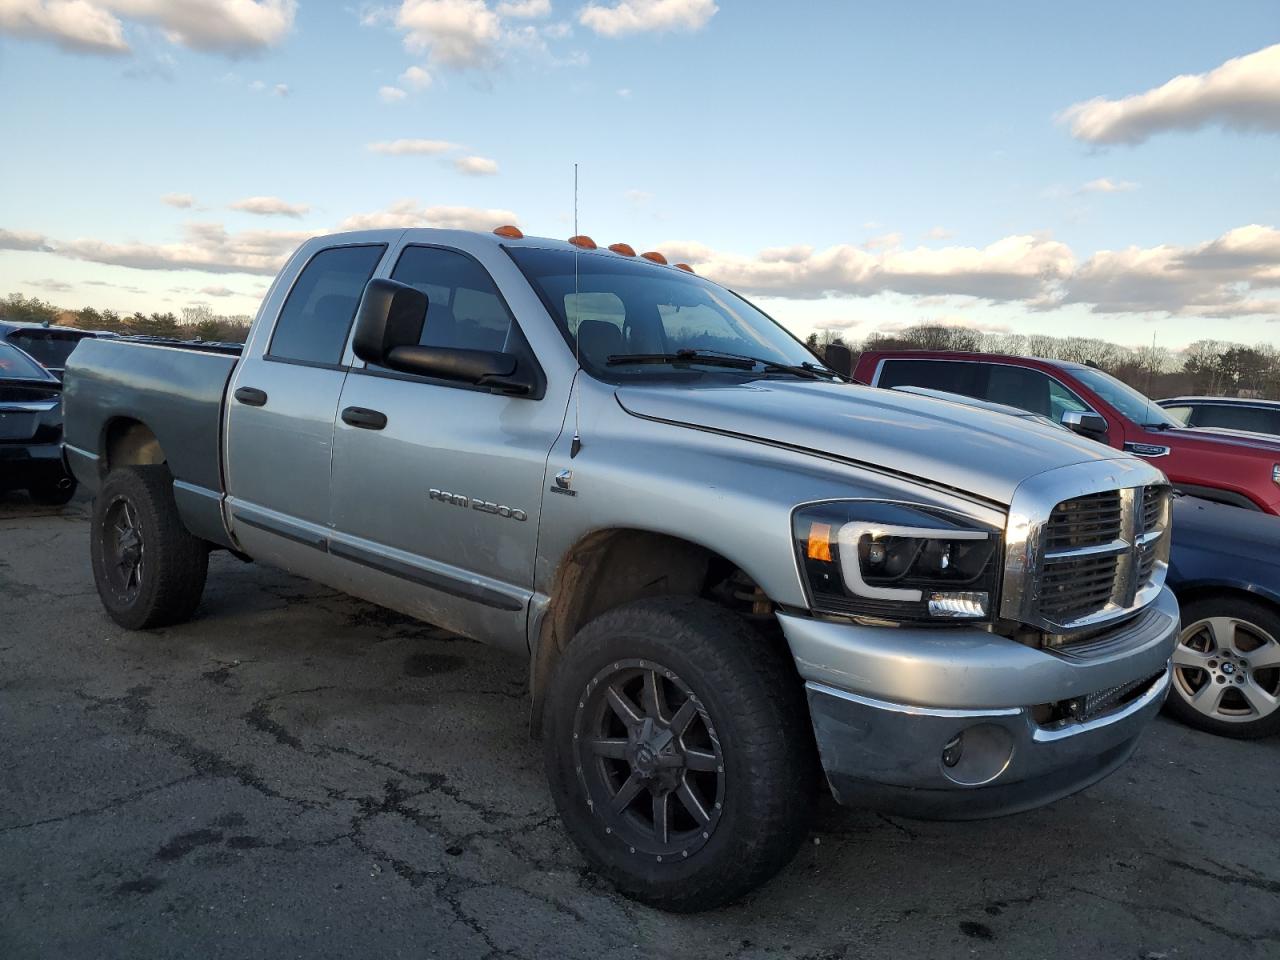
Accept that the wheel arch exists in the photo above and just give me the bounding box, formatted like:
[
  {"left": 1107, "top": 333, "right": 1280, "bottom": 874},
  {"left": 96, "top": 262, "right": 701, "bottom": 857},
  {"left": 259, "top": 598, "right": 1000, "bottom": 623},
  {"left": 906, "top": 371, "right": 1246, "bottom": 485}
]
[
  {"left": 1171, "top": 582, "right": 1280, "bottom": 621},
  {"left": 529, "top": 527, "right": 781, "bottom": 730},
  {"left": 101, "top": 417, "right": 167, "bottom": 476}
]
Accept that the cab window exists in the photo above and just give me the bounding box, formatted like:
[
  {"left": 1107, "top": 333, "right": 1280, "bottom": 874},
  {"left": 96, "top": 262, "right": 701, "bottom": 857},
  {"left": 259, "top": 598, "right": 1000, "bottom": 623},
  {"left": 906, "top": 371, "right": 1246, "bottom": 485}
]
[
  {"left": 1189, "top": 404, "right": 1280, "bottom": 435},
  {"left": 385, "top": 245, "right": 514, "bottom": 355},
  {"left": 269, "top": 244, "right": 386, "bottom": 365}
]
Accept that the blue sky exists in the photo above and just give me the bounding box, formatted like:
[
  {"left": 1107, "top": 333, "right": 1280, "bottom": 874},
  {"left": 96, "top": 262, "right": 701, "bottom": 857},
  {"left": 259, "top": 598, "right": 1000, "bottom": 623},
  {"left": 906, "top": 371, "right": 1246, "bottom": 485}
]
[{"left": 1, "top": 0, "right": 1278, "bottom": 349}]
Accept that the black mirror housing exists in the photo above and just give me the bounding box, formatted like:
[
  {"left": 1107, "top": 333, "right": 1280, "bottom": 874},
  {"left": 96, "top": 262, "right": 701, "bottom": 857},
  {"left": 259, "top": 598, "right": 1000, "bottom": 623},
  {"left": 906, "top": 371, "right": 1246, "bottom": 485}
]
[
  {"left": 353, "top": 279, "right": 428, "bottom": 365},
  {"left": 385, "top": 345, "right": 531, "bottom": 395}
]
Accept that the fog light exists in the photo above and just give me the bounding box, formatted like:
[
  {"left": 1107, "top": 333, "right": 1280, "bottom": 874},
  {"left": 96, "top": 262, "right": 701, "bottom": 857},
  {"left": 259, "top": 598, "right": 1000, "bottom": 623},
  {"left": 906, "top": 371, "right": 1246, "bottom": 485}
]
[
  {"left": 942, "top": 734, "right": 964, "bottom": 768},
  {"left": 928, "top": 591, "right": 989, "bottom": 619}
]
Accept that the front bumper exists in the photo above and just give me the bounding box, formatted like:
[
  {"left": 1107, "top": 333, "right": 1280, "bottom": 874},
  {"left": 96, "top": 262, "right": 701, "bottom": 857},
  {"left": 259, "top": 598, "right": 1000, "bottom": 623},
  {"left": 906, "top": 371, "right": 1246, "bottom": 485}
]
[{"left": 780, "top": 586, "right": 1179, "bottom": 819}]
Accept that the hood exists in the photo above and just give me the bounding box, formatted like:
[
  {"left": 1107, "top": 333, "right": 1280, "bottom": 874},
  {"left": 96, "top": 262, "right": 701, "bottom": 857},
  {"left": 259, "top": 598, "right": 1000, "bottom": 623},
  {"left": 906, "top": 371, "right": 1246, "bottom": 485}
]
[{"left": 616, "top": 380, "right": 1128, "bottom": 506}]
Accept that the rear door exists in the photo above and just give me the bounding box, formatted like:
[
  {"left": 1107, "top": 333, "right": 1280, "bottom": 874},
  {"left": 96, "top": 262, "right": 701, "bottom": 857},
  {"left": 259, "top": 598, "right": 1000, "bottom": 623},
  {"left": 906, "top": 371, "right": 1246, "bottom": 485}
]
[
  {"left": 327, "top": 243, "right": 564, "bottom": 650},
  {"left": 225, "top": 241, "right": 388, "bottom": 576}
]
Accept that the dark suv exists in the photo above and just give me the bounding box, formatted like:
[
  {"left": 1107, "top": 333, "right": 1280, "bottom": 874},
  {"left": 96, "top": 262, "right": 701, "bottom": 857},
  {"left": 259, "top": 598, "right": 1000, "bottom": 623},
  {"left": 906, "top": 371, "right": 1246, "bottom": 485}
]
[
  {"left": 0, "top": 320, "right": 115, "bottom": 381},
  {"left": 0, "top": 340, "right": 76, "bottom": 504}
]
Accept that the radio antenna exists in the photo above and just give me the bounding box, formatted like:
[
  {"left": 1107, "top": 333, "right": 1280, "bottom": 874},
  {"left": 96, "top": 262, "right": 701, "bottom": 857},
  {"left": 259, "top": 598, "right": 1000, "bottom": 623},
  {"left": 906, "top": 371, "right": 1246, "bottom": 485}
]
[{"left": 570, "top": 162, "right": 583, "bottom": 458}]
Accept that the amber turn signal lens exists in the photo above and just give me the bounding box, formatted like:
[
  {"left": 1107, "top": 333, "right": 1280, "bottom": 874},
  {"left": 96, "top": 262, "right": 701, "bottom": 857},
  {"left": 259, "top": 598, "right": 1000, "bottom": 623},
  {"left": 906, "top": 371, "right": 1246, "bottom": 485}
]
[
  {"left": 569, "top": 235, "right": 597, "bottom": 249},
  {"left": 807, "top": 522, "right": 833, "bottom": 561},
  {"left": 608, "top": 242, "right": 636, "bottom": 256},
  {"left": 674, "top": 263, "right": 695, "bottom": 273},
  {"left": 641, "top": 251, "right": 668, "bottom": 265},
  {"left": 493, "top": 225, "right": 524, "bottom": 239}
]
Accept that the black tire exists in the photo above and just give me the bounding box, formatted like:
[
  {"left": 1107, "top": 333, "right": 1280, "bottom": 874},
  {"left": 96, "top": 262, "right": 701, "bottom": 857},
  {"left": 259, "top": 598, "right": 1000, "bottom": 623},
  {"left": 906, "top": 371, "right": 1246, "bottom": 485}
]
[
  {"left": 543, "top": 597, "right": 817, "bottom": 912},
  {"left": 1165, "top": 596, "right": 1280, "bottom": 739},
  {"left": 90, "top": 465, "right": 209, "bottom": 630},
  {"left": 28, "top": 477, "right": 77, "bottom": 506}
]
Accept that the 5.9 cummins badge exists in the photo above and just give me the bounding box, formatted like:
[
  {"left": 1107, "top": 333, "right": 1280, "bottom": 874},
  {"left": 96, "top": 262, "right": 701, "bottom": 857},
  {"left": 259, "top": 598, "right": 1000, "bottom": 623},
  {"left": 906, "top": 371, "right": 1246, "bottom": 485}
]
[{"left": 429, "top": 488, "right": 527, "bottom": 521}]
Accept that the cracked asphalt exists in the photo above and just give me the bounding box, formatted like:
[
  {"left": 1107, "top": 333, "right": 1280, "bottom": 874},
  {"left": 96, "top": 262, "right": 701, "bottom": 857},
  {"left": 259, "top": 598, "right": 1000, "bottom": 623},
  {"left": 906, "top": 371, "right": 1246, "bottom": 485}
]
[{"left": 2, "top": 495, "right": 1279, "bottom": 960}]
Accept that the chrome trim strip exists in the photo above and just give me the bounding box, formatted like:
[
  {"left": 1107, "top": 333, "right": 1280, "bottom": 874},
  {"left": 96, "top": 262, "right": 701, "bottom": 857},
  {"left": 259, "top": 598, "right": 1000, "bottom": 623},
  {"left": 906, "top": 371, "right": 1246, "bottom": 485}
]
[
  {"left": 63, "top": 442, "right": 98, "bottom": 463},
  {"left": 1032, "top": 667, "right": 1170, "bottom": 743},
  {"left": 1044, "top": 539, "right": 1127, "bottom": 561},
  {"left": 805, "top": 681, "right": 1023, "bottom": 719}
]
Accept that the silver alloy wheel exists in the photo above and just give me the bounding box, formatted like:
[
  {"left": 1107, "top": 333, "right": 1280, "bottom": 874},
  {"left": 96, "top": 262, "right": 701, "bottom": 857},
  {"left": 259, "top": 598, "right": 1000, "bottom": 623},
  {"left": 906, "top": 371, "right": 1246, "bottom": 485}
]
[{"left": 1172, "top": 616, "right": 1280, "bottom": 723}]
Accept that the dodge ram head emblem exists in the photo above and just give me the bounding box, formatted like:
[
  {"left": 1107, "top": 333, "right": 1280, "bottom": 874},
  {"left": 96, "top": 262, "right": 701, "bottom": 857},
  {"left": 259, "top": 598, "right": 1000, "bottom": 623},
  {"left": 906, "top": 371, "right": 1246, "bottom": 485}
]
[{"left": 429, "top": 488, "right": 527, "bottom": 521}]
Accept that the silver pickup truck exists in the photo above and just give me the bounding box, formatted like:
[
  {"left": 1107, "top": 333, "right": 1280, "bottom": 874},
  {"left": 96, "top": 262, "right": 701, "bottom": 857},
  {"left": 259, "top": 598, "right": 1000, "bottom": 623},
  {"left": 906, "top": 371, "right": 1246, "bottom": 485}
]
[{"left": 64, "top": 227, "right": 1179, "bottom": 911}]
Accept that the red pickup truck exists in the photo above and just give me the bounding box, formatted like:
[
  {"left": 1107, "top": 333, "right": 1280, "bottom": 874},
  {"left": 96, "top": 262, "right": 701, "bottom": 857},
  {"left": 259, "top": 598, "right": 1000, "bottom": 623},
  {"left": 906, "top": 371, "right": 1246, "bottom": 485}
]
[{"left": 853, "top": 350, "right": 1280, "bottom": 514}]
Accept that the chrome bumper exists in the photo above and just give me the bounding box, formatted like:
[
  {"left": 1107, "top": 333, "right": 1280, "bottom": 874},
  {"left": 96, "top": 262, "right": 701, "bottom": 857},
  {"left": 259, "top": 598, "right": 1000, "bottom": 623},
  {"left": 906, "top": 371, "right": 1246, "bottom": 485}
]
[{"left": 780, "top": 586, "right": 1179, "bottom": 819}]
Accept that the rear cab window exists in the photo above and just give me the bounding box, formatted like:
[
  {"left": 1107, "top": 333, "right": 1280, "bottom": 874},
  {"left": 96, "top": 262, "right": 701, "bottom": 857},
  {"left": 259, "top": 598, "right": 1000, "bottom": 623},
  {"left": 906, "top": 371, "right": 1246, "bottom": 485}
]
[
  {"left": 1189, "top": 404, "right": 1280, "bottom": 434},
  {"left": 876, "top": 359, "right": 982, "bottom": 398},
  {"left": 268, "top": 244, "right": 387, "bottom": 365}
]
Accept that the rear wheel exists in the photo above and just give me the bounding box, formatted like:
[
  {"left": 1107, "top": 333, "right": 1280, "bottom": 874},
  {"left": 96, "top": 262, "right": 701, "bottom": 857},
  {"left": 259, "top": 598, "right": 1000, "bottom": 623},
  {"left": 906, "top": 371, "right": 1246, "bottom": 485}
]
[
  {"left": 1166, "top": 596, "right": 1280, "bottom": 739},
  {"left": 90, "top": 466, "right": 209, "bottom": 630},
  {"left": 543, "top": 597, "right": 816, "bottom": 911},
  {"left": 28, "top": 477, "right": 76, "bottom": 506}
]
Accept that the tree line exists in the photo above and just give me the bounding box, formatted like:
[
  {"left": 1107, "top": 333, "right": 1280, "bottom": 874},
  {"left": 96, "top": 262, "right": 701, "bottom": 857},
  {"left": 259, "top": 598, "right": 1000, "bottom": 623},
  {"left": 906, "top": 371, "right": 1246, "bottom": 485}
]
[
  {"left": 1, "top": 294, "right": 251, "bottom": 344},
  {"left": 807, "top": 323, "right": 1280, "bottom": 400}
]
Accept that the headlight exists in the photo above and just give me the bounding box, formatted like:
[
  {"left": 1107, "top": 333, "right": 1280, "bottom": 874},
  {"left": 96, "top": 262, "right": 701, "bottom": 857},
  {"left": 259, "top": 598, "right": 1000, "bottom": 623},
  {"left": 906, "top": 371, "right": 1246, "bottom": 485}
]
[
  {"left": 793, "top": 501, "right": 1001, "bottom": 623},
  {"left": 1273, "top": 464, "right": 1280, "bottom": 487}
]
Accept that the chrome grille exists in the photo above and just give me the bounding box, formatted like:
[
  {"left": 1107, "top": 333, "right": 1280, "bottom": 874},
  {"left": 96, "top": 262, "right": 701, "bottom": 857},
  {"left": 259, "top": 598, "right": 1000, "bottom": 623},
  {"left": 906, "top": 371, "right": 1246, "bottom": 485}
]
[{"left": 1001, "top": 470, "right": 1172, "bottom": 634}]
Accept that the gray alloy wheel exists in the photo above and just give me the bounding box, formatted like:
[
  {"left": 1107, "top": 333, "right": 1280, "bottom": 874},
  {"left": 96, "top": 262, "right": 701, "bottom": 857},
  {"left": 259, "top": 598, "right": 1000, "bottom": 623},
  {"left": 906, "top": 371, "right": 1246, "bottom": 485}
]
[{"left": 1171, "top": 614, "right": 1280, "bottom": 726}]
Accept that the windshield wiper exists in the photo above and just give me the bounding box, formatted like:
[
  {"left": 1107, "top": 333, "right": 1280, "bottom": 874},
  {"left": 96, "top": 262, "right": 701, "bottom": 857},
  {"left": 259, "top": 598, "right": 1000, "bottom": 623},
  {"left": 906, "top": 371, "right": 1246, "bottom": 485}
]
[{"left": 606, "top": 349, "right": 847, "bottom": 381}]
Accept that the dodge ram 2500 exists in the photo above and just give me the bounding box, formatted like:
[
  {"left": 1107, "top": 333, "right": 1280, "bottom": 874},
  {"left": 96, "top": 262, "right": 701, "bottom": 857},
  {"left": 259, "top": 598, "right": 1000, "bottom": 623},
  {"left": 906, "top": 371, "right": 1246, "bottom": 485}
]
[{"left": 64, "top": 226, "right": 1179, "bottom": 911}]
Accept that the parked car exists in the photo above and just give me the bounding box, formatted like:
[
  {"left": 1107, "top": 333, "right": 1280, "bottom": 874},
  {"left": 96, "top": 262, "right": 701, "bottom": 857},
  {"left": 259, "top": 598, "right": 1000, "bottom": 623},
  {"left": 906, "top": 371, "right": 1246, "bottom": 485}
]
[
  {"left": 65, "top": 227, "right": 1178, "bottom": 911},
  {"left": 1158, "top": 395, "right": 1280, "bottom": 438},
  {"left": 854, "top": 350, "right": 1280, "bottom": 514},
  {"left": 0, "top": 340, "right": 76, "bottom": 504},
  {"left": 0, "top": 319, "right": 116, "bottom": 381},
  {"left": 1166, "top": 496, "right": 1280, "bottom": 738}
]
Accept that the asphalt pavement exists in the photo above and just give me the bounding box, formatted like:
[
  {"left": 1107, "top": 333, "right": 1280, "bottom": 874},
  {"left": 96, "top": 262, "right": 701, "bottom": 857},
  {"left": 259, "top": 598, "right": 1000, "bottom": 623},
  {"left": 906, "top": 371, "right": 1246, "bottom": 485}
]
[{"left": 2, "top": 493, "right": 1278, "bottom": 959}]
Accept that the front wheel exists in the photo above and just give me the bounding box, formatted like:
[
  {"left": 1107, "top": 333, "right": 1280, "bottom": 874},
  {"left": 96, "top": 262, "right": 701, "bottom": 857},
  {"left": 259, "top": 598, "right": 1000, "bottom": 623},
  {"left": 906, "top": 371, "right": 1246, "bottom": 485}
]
[
  {"left": 1166, "top": 596, "right": 1280, "bottom": 739},
  {"left": 543, "top": 597, "right": 817, "bottom": 912},
  {"left": 90, "top": 465, "right": 209, "bottom": 630}
]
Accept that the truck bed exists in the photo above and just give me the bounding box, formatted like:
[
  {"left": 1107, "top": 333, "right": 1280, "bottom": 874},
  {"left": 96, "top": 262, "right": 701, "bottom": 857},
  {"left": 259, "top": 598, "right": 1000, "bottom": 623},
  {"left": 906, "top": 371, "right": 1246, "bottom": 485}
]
[{"left": 62, "top": 336, "right": 240, "bottom": 546}]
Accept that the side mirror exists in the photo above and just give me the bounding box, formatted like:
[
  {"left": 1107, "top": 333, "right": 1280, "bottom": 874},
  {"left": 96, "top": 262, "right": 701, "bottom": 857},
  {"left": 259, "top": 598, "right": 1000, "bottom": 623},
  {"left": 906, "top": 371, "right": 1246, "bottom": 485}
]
[
  {"left": 823, "top": 343, "right": 853, "bottom": 377},
  {"left": 1062, "top": 409, "right": 1108, "bottom": 438},
  {"left": 352, "top": 278, "right": 428, "bottom": 365},
  {"left": 384, "top": 345, "right": 530, "bottom": 394}
]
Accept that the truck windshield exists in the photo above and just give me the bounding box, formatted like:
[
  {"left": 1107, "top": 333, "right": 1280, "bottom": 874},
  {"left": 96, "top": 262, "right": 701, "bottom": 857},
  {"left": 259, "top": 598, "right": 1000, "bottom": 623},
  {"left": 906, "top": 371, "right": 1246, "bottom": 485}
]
[
  {"left": 1071, "top": 366, "right": 1181, "bottom": 428},
  {"left": 506, "top": 246, "right": 828, "bottom": 381}
]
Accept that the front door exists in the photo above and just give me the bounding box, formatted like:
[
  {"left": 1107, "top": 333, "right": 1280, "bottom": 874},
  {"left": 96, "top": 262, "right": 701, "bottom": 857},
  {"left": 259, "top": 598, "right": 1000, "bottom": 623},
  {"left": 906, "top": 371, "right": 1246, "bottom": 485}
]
[{"left": 327, "top": 243, "right": 567, "bottom": 650}]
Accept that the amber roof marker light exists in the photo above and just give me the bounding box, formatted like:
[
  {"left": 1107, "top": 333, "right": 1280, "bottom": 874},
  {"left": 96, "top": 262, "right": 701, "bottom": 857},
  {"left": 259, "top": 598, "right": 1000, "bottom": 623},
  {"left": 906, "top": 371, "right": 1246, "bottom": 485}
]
[
  {"left": 641, "top": 251, "right": 668, "bottom": 265},
  {"left": 674, "top": 263, "right": 695, "bottom": 273},
  {"left": 569, "top": 235, "right": 597, "bottom": 249},
  {"left": 608, "top": 242, "right": 636, "bottom": 256},
  {"left": 493, "top": 225, "right": 524, "bottom": 239}
]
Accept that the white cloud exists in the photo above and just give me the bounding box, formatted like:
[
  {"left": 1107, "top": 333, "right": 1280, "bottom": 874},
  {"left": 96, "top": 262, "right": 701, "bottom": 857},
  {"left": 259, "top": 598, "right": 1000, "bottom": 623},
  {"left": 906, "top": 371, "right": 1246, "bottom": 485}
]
[
  {"left": 579, "top": 0, "right": 716, "bottom": 36},
  {"left": 367, "top": 138, "right": 459, "bottom": 155},
  {"left": 25, "top": 277, "right": 74, "bottom": 292},
  {"left": 1062, "top": 43, "right": 1280, "bottom": 145},
  {"left": 454, "top": 154, "right": 499, "bottom": 175},
  {"left": 497, "top": 0, "right": 548, "bottom": 17},
  {"left": 378, "top": 84, "right": 408, "bottom": 101},
  {"left": 0, "top": 0, "right": 128, "bottom": 54},
  {"left": 395, "top": 0, "right": 501, "bottom": 69},
  {"left": 0, "top": 0, "right": 297, "bottom": 57},
  {"left": 660, "top": 234, "right": 1076, "bottom": 302},
  {"left": 625, "top": 188, "right": 653, "bottom": 205},
  {"left": 1060, "top": 223, "right": 1280, "bottom": 318},
  {"left": 616, "top": 86, "right": 631, "bottom": 98},
  {"left": 272, "top": 82, "right": 289, "bottom": 96},
  {"left": 198, "top": 285, "right": 238, "bottom": 296},
  {"left": 55, "top": 222, "right": 310, "bottom": 275},
  {"left": 400, "top": 64, "right": 432, "bottom": 88},
  {"left": 926, "top": 226, "right": 953, "bottom": 240},
  {"left": 338, "top": 200, "right": 518, "bottom": 232},
  {"left": 0, "top": 227, "right": 51, "bottom": 251},
  {"left": 229, "top": 195, "right": 311, "bottom": 217},
  {"left": 161, "top": 193, "right": 196, "bottom": 208},
  {"left": 1079, "top": 177, "right": 1138, "bottom": 193}
]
